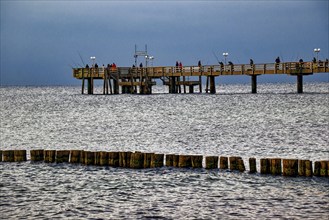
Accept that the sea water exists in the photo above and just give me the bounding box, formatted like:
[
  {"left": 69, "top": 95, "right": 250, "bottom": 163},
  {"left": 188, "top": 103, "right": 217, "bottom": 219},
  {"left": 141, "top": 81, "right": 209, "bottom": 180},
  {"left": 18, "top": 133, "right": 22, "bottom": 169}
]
[{"left": 1, "top": 83, "right": 328, "bottom": 219}]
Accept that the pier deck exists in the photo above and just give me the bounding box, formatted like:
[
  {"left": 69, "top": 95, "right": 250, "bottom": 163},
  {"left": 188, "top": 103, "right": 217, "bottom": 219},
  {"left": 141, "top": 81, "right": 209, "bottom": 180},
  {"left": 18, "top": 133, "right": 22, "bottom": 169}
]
[{"left": 72, "top": 61, "right": 329, "bottom": 94}]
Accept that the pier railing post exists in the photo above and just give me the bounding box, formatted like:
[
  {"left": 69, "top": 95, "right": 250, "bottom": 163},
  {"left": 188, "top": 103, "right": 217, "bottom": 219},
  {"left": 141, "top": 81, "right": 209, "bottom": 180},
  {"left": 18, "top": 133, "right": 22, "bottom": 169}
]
[{"left": 251, "top": 75, "right": 257, "bottom": 93}]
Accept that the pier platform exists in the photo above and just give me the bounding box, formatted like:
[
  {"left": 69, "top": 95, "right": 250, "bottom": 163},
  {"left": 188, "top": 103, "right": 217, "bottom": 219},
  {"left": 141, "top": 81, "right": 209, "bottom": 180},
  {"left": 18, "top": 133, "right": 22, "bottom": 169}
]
[{"left": 72, "top": 61, "right": 329, "bottom": 94}]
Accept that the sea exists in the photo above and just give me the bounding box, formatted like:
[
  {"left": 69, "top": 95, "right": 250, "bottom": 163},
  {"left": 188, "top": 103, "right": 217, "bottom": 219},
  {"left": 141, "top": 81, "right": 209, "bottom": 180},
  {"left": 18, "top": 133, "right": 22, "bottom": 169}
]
[{"left": 1, "top": 82, "right": 329, "bottom": 219}]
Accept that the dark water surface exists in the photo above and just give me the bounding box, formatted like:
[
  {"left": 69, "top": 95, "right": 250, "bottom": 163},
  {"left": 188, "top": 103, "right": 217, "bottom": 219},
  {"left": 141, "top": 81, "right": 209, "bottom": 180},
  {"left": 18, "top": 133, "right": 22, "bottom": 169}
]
[{"left": 1, "top": 83, "right": 329, "bottom": 219}]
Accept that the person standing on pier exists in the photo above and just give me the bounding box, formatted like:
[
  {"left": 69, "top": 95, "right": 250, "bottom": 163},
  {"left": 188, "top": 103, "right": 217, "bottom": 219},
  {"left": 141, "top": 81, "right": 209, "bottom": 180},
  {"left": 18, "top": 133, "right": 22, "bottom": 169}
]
[{"left": 275, "top": 57, "right": 280, "bottom": 63}]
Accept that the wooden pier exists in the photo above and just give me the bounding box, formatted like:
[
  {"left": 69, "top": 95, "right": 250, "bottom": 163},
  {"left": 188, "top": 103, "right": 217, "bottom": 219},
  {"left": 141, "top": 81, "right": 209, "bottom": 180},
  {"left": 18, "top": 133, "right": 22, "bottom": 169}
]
[{"left": 72, "top": 61, "right": 329, "bottom": 94}]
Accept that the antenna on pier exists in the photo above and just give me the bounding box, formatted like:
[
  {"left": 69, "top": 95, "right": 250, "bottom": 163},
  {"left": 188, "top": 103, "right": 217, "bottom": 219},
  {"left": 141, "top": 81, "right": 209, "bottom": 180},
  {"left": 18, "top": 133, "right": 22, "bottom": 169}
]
[{"left": 134, "top": 44, "right": 148, "bottom": 67}]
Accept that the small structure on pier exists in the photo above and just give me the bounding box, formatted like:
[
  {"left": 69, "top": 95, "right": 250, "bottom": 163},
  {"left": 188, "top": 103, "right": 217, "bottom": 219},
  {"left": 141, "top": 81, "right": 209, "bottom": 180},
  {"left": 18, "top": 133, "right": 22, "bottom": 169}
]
[{"left": 73, "top": 60, "right": 329, "bottom": 94}]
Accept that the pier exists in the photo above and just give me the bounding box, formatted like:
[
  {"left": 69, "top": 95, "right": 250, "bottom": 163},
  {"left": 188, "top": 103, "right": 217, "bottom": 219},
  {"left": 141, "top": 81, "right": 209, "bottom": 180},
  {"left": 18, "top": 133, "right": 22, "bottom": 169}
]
[{"left": 73, "top": 61, "right": 329, "bottom": 94}]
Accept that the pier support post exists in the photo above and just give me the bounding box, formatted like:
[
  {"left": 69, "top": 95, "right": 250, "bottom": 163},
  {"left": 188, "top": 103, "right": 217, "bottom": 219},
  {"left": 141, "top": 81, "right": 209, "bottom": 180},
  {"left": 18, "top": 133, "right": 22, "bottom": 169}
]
[
  {"left": 169, "top": 77, "right": 177, "bottom": 93},
  {"left": 209, "top": 76, "right": 216, "bottom": 94},
  {"left": 251, "top": 75, "right": 257, "bottom": 93},
  {"left": 297, "top": 74, "right": 303, "bottom": 93},
  {"left": 113, "top": 79, "right": 119, "bottom": 94},
  {"left": 199, "top": 76, "right": 202, "bottom": 93},
  {"left": 130, "top": 152, "right": 144, "bottom": 169},
  {"left": 205, "top": 156, "right": 218, "bottom": 169},
  {"left": 189, "top": 85, "right": 194, "bottom": 93},
  {"left": 14, "top": 150, "right": 27, "bottom": 162},
  {"left": 0, "top": 150, "right": 2, "bottom": 162},
  {"left": 320, "top": 161, "right": 328, "bottom": 177},
  {"left": 81, "top": 79, "right": 85, "bottom": 94},
  {"left": 237, "top": 158, "right": 245, "bottom": 172},
  {"left": 99, "top": 151, "right": 109, "bottom": 166}
]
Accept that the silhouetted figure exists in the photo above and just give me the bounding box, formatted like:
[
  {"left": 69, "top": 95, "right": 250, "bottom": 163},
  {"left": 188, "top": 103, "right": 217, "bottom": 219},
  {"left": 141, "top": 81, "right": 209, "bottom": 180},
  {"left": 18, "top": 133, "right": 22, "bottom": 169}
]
[
  {"left": 312, "top": 57, "right": 316, "bottom": 63},
  {"left": 275, "top": 57, "right": 280, "bottom": 64},
  {"left": 250, "top": 59, "right": 254, "bottom": 65},
  {"left": 176, "top": 61, "right": 179, "bottom": 67},
  {"left": 228, "top": 61, "right": 233, "bottom": 65},
  {"left": 299, "top": 59, "right": 303, "bottom": 63},
  {"left": 95, "top": 63, "right": 98, "bottom": 68},
  {"left": 139, "top": 62, "right": 143, "bottom": 68},
  {"left": 85, "top": 64, "right": 89, "bottom": 68},
  {"left": 179, "top": 62, "right": 182, "bottom": 68},
  {"left": 198, "top": 60, "right": 201, "bottom": 67}
]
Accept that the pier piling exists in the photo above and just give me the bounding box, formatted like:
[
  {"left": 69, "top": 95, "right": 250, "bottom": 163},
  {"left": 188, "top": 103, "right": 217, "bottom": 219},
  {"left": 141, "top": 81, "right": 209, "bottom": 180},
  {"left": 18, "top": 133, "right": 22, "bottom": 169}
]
[
  {"left": 178, "top": 155, "right": 192, "bottom": 168},
  {"left": 151, "top": 154, "right": 164, "bottom": 168},
  {"left": 85, "top": 151, "right": 95, "bottom": 165},
  {"left": 130, "top": 152, "right": 144, "bottom": 169},
  {"left": 70, "top": 150, "right": 83, "bottom": 163},
  {"left": 251, "top": 75, "right": 257, "bottom": 93},
  {"left": 297, "top": 74, "right": 303, "bottom": 93},
  {"left": 99, "top": 151, "right": 109, "bottom": 166},
  {"left": 143, "top": 152, "right": 153, "bottom": 168},
  {"left": 270, "top": 158, "right": 282, "bottom": 175},
  {"left": 320, "top": 161, "right": 328, "bottom": 177},
  {"left": 0, "top": 150, "right": 2, "bottom": 162},
  {"left": 109, "top": 152, "right": 120, "bottom": 167}
]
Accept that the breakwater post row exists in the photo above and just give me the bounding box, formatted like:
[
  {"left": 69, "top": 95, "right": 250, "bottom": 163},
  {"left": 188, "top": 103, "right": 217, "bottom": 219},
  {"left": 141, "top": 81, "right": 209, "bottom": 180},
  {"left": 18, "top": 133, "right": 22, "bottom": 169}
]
[{"left": 1, "top": 150, "right": 328, "bottom": 177}]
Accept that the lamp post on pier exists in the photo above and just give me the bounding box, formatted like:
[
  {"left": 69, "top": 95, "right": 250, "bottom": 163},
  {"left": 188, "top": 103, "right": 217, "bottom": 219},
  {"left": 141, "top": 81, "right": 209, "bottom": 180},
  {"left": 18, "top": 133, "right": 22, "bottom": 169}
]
[
  {"left": 90, "top": 56, "right": 96, "bottom": 67},
  {"left": 314, "top": 48, "right": 320, "bottom": 61},
  {"left": 223, "top": 52, "right": 229, "bottom": 65}
]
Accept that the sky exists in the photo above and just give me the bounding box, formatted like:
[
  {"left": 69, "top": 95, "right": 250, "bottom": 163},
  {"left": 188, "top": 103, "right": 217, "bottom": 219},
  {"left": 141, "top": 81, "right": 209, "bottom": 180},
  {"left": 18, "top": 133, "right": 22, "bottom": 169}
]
[{"left": 1, "top": 0, "right": 328, "bottom": 86}]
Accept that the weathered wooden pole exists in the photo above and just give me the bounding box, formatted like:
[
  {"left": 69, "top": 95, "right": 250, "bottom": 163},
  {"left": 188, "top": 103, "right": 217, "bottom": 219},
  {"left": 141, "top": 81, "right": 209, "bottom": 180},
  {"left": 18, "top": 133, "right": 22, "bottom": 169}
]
[
  {"left": 178, "top": 155, "right": 192, "bottom": 168},
  {"left": 130, "top": 152, "right": 144, "bottom": 169},
  {"left": 205, "top": 156, "right": 218, "bottom": 169},
  {"left": 3, "top": 150, "right": 14, "bottom": 162},
  {"left": 30, "top": 149, "right": 44, "bottom": 162},
  {"left": 0, "top": 150, "right": 2, "bottom": 162},
  {"left": 14, "top": 150, "right": 27, "bottom": 162},
  {"left": 56, "top": 150, "right": 70, "bottom": 163},
  {"left": 165, "top": 154, "right": 174, "bottom": 167},
  {"left": 237, "top": 158, "right": 245, "bottom": 172},
  {"left": 84, "top": 151, "right": 95, "bottom": 165},
  {"left": 108, "top": 152, "right": 119, "bottom": 167},
  {"left": 219, "top": 156, "right": 228, "bottom": 169},
  {"left": 183, "top": 76, "right": 186, "bottom": 93},
  {"left": 70, "top": 150, "right": 83, "bottom": 163},
  {"left": 44, "top": 150, "right": 56, "bottom": 163},
  {"left": 260, "top": 158, "right": 270, "bottom": 174},
  {"left": 144, "top": 153, "right": 153, "bottom": 168},
  {"left": 313, "top": 161, "right": 321, "bottom": 176},
  {"left": 99, "top": 151, "right": 109, "bottom": 166},
  {"left": 199, "top": 76, "right": 202, "bottom": 93},
  {"left": 282, "top": 159, "right": 298, "bottom": 177},
  {"left": 209, "top": 76, "right": 216, "bottom": 94},
  {"left": 298, "top": 160, "right": 313, "bottom": 177},
  {"left": 119, "top": 152, "right": 132, "bottom": 168},
  {"left": 151, "top": 154, "right": 164, "bottom": 168},
  {"left": 249, "top": 158, "right": 257, "bottom": 173},
  {"left": 297, "top": 74, "right": 303, "bottom": 93},
  {"left": 173, "top": 154, "right": 179, "bottom": 167},
  {"left": 320, "top": 161, "right": 328, "bottom": 177},
  {"left": 270, "top": 158, "right": 282, "bottom": 175},
  {"left": 81, "top": 78, "right": 85, "bottom": 94},
  {"left": 229, "top": 156, "right": 240, "bottom": 171},
  {"left": 191, "top": 155, "right": 203, "bottom": 168},
  {"left": 251, "top": 75, "right": 257, "bottom": 93}
]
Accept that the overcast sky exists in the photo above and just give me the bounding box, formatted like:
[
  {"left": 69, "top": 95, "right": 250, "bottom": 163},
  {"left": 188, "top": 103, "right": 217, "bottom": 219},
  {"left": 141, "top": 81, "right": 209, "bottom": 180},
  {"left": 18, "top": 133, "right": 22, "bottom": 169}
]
[{"left": 1, "top": 0, "right": 328, "bottom": 86}]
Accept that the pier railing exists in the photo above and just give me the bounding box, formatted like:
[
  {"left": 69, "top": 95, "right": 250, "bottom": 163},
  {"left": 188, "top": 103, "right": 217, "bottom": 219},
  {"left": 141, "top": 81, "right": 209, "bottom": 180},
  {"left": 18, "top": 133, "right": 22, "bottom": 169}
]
[{"left": 73, "top": 61, "right": 329, "bottom": 79}]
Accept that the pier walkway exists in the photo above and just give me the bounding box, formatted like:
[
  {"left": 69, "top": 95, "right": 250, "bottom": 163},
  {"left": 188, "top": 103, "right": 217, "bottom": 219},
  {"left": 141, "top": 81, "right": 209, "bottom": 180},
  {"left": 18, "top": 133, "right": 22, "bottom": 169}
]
[{"left": 72, "top": 61, "right": 329, "bottom": 94}]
